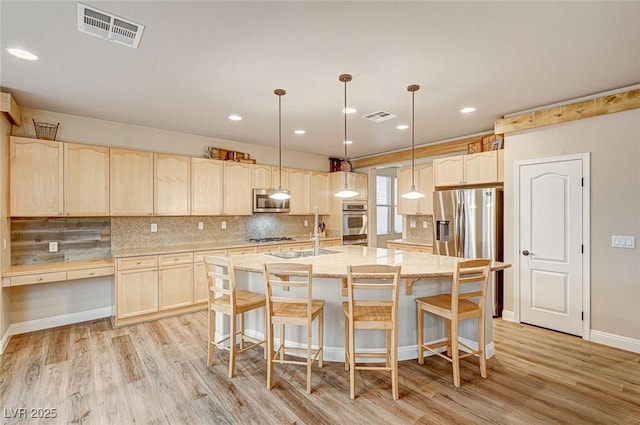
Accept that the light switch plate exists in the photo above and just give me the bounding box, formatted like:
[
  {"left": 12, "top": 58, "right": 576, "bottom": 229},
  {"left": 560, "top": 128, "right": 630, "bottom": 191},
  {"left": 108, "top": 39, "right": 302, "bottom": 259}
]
[
  {"left": 221, "top": 221, "right": 227, "bottom": 230},
  {"left": 151, "top": 223, "right": 157, "bottom": 233},
  {"left": 49, "top": 241, "right": 58, "bottom": 252},
  {"left": 198, "top": 222, "right": 204, "bottom": 230},
  {"left": 611, "top": 235, "right": 635, "bottom": 249},
  {"left": 409, "top": 219, "right": 416, "bottom": 228},
  {"left": 422, "top": 221, "right": 428, "bottom": 228},
  {"left": 304, "top": 220, "right": 308, "bottom": 227}
]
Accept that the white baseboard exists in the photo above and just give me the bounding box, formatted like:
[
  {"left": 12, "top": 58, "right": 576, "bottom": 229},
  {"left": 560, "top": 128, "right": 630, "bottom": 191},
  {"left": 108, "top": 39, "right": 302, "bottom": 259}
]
[
  {"left": 242, "top": 330, "right": 495, "bottom": 362},
  {"left": 590, "top": 329, "right": 640, "bottom": 354},
  {"left": 0, "top": 328, "right": 11, "bottom": 355},
  {"left": 7, "top": 307, "right": 112, "bottom": 337},
  {"left": 501, "top": 310, "right": 516, "bottom": 322}
]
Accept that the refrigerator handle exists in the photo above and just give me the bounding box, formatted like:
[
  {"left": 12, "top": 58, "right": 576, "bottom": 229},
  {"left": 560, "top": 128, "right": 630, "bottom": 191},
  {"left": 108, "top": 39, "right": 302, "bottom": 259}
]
[{"left": 457, "top": 196, "right": 465, "bottom": 257}]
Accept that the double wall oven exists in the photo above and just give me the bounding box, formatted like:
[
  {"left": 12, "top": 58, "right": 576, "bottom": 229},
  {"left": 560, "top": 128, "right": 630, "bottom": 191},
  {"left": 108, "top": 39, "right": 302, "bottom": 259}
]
[{"left": 342, "top": 202, "right": 368, "bottom": 246}]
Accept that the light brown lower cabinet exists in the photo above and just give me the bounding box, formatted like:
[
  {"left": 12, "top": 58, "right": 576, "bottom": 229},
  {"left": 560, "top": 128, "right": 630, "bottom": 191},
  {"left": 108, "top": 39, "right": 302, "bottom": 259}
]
[
  {"left": 117, "top": 267, "right": 159, "bottom": 319},
  {"left": 386, "top": 241, "right": 433, "bottom": 254},
  {"left": 193, "top": 250, "right": 226, "bottom": 304},
  {"left": 158, "top": 252, "right": 193, "bottom": 310}
]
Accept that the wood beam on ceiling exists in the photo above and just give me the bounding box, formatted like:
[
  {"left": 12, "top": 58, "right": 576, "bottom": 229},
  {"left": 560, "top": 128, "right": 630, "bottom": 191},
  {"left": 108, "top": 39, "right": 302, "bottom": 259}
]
[
  {"left": 351, "top": 135, "right": 487, "bottom": 169},
  {"left": 0, "top": 92, "right": 22, "bottom": 126},
  {"left": 495, "top": 88, "right": 640, "bottom": 134}
]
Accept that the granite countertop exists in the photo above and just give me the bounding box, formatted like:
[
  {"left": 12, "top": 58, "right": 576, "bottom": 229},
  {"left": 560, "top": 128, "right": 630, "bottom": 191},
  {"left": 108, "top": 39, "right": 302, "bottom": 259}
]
[
  {"left": 111, "top": 237, "right": 342, "bottom": 258},
  {"left": 388, "top": 239, "right": 433, "bottom": 247},
  {"left": 232, "top": 245, "right": 510, "bottom": 279}
]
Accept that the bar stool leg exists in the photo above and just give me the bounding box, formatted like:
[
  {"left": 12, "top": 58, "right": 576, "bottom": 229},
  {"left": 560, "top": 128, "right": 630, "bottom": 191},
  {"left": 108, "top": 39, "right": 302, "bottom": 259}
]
[
  {"left": 451, "top": 317, "right": 461, "bottom": 387},
  {"left": 229, "top": 312, "right": 237, "bottom": 378},
  {"left": 208, "top": 308, "right": 216, "bottom": 367},
  {"left": 478, "top": 315, "right": 487, "bottom": 378},
  {"left": 417, "top": 305, "right": 424, "bottom": 365}
]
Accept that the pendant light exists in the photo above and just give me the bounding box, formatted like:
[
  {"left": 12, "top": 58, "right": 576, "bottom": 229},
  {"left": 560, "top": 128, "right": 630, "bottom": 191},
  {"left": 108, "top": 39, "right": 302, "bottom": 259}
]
[
  {"left": 269, "top": 88, "right": 291, "bottom": 200},
  {"left": 335, "top": 73, "right": 358, "bottom": 198},
  {"left": 402, "top": 84, "right": 425, "bottom": 199}
]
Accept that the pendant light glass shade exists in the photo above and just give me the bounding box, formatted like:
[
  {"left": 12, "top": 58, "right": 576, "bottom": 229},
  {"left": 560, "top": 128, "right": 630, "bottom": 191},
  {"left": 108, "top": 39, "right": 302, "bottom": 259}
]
[
  {"left": 335, "top": 73, "right": 358, "bottom": 199},
  {"left": 270, "top": 88, "right": 291, "bottom": 200},
  {"left": 402, "top": 84, "right": 424, "bottom": 200}
]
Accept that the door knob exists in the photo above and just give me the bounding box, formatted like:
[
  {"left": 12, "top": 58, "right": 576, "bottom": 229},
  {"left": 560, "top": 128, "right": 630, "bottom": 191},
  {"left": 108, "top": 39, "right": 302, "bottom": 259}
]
[{"left": 522, "top": 250, "right": 530, "bottom": 256}]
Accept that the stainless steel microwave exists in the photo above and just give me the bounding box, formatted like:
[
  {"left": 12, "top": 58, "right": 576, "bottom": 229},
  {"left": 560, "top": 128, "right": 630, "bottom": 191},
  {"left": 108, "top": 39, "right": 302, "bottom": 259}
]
[{"left": 253, "top": 189, "right": 290, "bottom": 213}]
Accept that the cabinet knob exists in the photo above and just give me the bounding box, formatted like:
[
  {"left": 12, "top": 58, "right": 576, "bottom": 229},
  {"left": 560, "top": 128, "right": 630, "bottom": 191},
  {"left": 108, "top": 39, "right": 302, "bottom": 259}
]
[
  {"left": 37, "top": 277, "right": 43, "bottom": 281},
  {"left": 58, "top": 212, "right": 62, "bottom": 215},
  {"left": 89, "top": 272, "right": 94, "bottom": 276}
]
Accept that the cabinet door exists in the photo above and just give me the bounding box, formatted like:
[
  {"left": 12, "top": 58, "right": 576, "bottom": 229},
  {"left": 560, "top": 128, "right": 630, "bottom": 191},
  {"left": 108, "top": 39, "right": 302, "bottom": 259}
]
[
  {"left": 418, "top": 164, "right": 434, "bottom": 215},
  {"left": 434, "top": 155, "right": 464, "bottom": 187},
  {"left": 191, "top": 158, "right": 223, "bottom": 215},
  {"left": 465, "top": 151, "right": 498, "bottom": 185},
  {"left": 110, "top": 149, "right": 153, "bottom": 215},
  {"left": 497, "top": 149, "right": 505, "bottom": 183},
  {"left": 117, "top": 268, "right": 158, "bottom": 318},
  {"left": 252, "top": 164, "right": 272, "bottom": 189},
  {"left": 64, "top": 143, "right": 110, "bottom": 216},
  {"left": 159, "top": 263, "right": 194, "bottom": 310},
  {"left": 194, "top": 249, "right": 227, "bottom": 304},
  {"left": 310, "top": 172, "right": 329, "bottom": 215},
  {"left": 154, "top": 153, "right": 190, "bottom": 215},
  {"left": 272, "top": 167, "right": 290, "bottom": 190},
  {"left": 288, "top": 169, "right": 311, "bottom": 215},
  {"left": 350, "top": 172, "right": 368, "bottom": 201},
  {"left": 397, "top": 166, "right": 420, "bottom": 216},
  {"left": 223, "top": 162, "right": 253, "bottom": 215},
  {"left": 10, "top": 137, "right": 63, "bottom": 216}
]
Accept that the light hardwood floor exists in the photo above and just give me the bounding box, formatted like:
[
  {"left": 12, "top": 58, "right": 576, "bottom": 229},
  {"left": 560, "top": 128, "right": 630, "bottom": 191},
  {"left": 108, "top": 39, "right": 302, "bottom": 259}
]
[{"left": 1, "top": 313, "right": 639, "bottom": 424}]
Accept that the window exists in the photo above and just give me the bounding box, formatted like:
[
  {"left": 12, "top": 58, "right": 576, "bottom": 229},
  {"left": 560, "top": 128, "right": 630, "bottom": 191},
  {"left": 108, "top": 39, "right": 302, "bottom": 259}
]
[{"left": 376, "top": 174, "right": 402, "bottom": 235}]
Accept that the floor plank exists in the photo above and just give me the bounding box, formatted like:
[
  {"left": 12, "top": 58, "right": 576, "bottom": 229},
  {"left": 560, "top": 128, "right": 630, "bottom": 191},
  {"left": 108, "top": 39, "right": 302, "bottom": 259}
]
[{"left": 1, "top": 314, "right": 639, "bottom": 424}]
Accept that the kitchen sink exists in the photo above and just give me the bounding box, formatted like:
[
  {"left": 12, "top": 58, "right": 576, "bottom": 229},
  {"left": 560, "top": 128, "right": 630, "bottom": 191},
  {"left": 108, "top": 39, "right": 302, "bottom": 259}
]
[{"left": 267, "top": 249, "right": 338, "bottom": 259}]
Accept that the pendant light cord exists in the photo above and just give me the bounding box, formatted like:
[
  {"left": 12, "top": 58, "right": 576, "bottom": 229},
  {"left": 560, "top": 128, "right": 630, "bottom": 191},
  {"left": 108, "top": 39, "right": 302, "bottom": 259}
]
[
  {"left": 278, "top": 92, "right": 282, "bottom": 188},
  {"left": 344, "top": 77, "right": 348, "bottom": 163},
  {"left": 411, "top": 88, "right": 415, "bottom": 187}
]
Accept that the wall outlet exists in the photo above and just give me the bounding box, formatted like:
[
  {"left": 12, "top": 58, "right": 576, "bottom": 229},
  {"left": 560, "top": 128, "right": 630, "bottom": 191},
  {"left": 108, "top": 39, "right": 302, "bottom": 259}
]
[
  {"left": 611, "top": 235, "right": 635, "bottom": 249},
  {"left": 409, "top": 219, "right": 416, "bottom": 228},
  {"left": 422, "top": 221, "right": 429, "bottom": 229},
  {"left": 48, "top": 241, "right": 58, "bottom": 253},
  {"left": 151, "top": 223, "right": 158, "bottom": 233},
  {"left": 304, "top": 220, "right": 308, "bottom": 227},
  {"left": 221, "top": 221, "right": 227, "bottom": 230},
  {"left": 198, "top": 222, "right": 204, "bottom": 230}
]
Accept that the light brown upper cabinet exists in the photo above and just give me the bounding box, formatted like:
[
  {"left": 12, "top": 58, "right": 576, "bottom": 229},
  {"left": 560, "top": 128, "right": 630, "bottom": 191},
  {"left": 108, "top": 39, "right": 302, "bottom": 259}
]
[
  {"left": 10, "top": 137, "right": 109, "bottom": 217},
  {"left": 191, "top": 158, "right": 223, "bottom": 215},
  {"left": 271, "top": 166, "right": 290, "bottom": 191},
  {"left": 397, "top": 163, "right": 434, "bottom": 216},
  {"left": 64, "top": 143, "right": 110, "bottom": 216},
  {"left": 288, "top": 169, "right": 311, "bottom": 215},
  {"left": 10, "top": 137, "right": 63, "bottom": 216},
  {"left": 310, "top": 171, "right": 329, "bottom": 215},
  {"left": 433, "top": 151, "right": 503, "bottom": 187},
  {"left": 329, "top": 171, "right": 368, "bottom": 202},
  {"left": 252, "top": 164, "right": 272, "bottom": 189},
  {"left": 222, "top": 161, "right": 253, "bottom": 215},
  {"left": 110, "top": 148, "right": 154, "bottom": 215},
  {"left": 154, "top": 153, "right": 190, "bottom": 215}
]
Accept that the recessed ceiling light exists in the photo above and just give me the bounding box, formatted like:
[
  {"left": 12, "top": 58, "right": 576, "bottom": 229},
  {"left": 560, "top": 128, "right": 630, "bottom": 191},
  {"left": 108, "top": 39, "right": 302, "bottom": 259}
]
[
  {"left": 460, "top": 106, "right": 476, "bottom": 114},
  {"left": 343, "top": 140, "right": 353, "bottom": 145},
  {"left": 6, "top": 48, "right": 38, "bottom": 61},
  {"left": 294, "top": 129, "right": 306, "bottom": 135},
  {"left": 343, "top": 107, "right": 357, "bottom": 114},
  {"left": 396, "top": 124, "right": 409, "bottom": 130},
  {"left": 228, "top": 114, "right": 242, "bottom": 121}
]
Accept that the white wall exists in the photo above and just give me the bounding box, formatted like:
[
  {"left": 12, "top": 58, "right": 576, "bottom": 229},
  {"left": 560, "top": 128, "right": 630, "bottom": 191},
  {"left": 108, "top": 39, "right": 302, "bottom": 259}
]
[{"left": 503, "top": 108, "right": 640, "bottom": 341}]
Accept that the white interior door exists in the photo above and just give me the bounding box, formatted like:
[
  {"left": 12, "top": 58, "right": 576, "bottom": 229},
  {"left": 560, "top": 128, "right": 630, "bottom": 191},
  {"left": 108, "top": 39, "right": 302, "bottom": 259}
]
[{"left": 519, "top": 158, "right": 584, "bottom": 336}]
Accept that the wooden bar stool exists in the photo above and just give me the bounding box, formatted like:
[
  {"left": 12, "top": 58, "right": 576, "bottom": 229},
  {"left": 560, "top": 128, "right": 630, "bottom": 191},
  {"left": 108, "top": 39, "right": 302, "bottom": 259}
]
[
  {"left": 263, "top": 263, "right": 324, "bottom": 394},
  {"left": 416, "top": 258, "right": 491, "bottom": 387},
  {"left": 204, "top": 255, "right": 266, "bottom": 378},
  {"left": 343, "top": 264, "right": 401, "bottom": 400}
]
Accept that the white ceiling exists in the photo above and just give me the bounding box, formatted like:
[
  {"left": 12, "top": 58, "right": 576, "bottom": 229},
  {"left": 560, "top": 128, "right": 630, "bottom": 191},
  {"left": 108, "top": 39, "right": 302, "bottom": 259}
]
[{"left": 2, "top": 1, "right": 639, "bottom": 159}]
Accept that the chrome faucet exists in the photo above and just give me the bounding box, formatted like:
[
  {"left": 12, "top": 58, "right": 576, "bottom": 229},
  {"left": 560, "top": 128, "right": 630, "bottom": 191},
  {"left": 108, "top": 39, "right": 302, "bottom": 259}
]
[{"left": 312, "top": 206, "right": 320, "bottom": 256}]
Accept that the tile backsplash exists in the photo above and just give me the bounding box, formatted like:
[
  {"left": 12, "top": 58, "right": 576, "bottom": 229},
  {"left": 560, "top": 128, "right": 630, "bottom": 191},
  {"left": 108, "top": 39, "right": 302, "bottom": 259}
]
[
  {"left": 111, "top": 214, "right": 323, "bottom": 250},
  {"left": 405, "top": 215, "right": 434, "bottom": 244}
]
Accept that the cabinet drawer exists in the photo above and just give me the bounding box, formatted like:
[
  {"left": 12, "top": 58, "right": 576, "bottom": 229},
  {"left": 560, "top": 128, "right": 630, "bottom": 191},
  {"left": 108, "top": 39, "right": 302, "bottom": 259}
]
[
  {"left": 117, "top": 255, "right": 158, "bottom": 270},
  {"left": 410, "top": 245, "right": 433, "bottom": 254},
  {"left": 194, "top": 250, "right": 227, "bottom": 262},
  {"left": 320, "top": 239, "right": 342, "bottom": 248},
  {"left": 11, "top": 271, "right": 68, "bottom": 286},
  {"left": 387, "top": 243, "right": 409, "bottom": 252},
  {"left": 227, "top": 246, "right": 257, "bottom": 256},
  {"left": 67, "top": 267, "right": 115, "bottom": 280},
  {"left": 300, "top": 242, "right": 314, "bottom": 250},
  {"left": 280, "top": 243, "right": 303, "bottom": 252},
  {"left": 159, "top": 252, "right": 194, "bottom": 266},
  {"left": 257, "top": 245, "right": 280, "bottom": 254}
]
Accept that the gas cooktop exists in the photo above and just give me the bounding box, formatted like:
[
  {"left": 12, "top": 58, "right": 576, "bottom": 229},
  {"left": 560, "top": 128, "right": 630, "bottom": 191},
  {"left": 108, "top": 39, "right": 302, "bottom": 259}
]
[{"left": 248, "top": 237, "right": 294, "bottom": 243}]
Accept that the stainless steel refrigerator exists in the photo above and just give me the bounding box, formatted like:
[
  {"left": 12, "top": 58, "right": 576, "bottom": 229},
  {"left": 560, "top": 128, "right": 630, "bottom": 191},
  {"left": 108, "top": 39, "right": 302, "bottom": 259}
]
[{"left": 433, "top": 188, "right": 504, "bottom": 316}]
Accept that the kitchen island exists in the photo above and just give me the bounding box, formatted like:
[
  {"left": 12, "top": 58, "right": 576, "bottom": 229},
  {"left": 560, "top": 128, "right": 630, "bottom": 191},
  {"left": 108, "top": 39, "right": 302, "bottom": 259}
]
[{"left": 228, "top": 245, "right": 510, "bottom": 362}]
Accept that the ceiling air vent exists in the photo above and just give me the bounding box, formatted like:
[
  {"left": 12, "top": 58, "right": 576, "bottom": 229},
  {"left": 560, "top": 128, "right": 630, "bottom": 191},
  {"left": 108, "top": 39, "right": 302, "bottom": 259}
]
[
  {"left": 77, "top": 3, "right": 144, "bottom": 48},
  {"left": 362, "top": 110, "right": 397, "bottom": 123}
]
